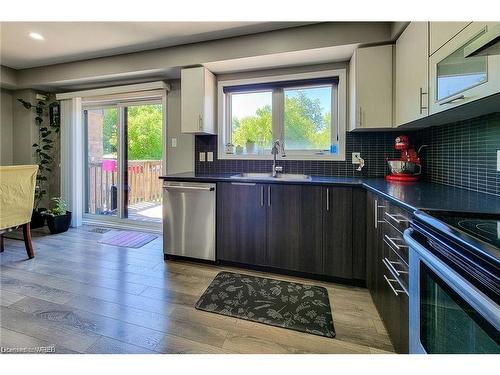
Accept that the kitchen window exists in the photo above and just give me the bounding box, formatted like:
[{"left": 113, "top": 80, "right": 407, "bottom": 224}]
[{"left": 218, "top": 69, "right": 346, "bottom": 160}]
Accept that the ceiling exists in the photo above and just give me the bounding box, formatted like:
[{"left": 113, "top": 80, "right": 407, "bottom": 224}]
[{"left": 0, "top": 22, "right": 312, "bottom": 69}]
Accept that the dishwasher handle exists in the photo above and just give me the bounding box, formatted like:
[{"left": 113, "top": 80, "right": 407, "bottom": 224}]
[{"left": 164, "top": 185, "right": 214, "bottom": 192}]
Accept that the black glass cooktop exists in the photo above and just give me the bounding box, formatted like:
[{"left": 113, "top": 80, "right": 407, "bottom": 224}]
[{"left": 429, "top": 213, "right": 500, "bottom": 249}]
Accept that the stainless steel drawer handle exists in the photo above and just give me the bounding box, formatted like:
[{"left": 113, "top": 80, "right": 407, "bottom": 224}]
[
  {"left": 383, "top": 257, "right": 408, "bottom": 277},
  {"left": 164, "top": 186, "right": 214, "bottom": 191},
  {"left": 383, "top": 235, "right": 409, "bottom": 266},
  {"left": 260, "top": 186, "right": 264, "bottom": 207},
  {"left": 268, "top": 185, "right": 271, "bottom": 207},
  {"left": 383, "top": 234, "right": 408, "bottom": 251},
  {"left": 384, "top": 212, "right": 409, "bottom": 224},
  {"left": 383, "top": 275, "right": 407, "bottom": 296}
]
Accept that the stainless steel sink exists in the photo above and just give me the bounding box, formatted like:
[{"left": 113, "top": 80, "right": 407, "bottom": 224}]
[{"left": 230, "top": 172, "right": 311, "bottom": 181}]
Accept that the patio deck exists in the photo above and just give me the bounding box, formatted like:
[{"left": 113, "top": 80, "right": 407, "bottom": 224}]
[{"left": 128, "top": 201, "right": 162, "bottom": 223}]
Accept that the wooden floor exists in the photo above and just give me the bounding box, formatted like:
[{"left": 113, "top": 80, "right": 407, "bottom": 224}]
[{"left": 0, "top": 226, "right": 394, "bottom": 354}]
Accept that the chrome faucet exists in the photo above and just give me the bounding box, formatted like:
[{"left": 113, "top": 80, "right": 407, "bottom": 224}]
[{"left": 271, "top": 139, "right": 285, "bottom": 177}]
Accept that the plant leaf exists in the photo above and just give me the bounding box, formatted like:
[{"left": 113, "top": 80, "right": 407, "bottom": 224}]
[{"left": 17, "top": 98, "right": 32, "bottom": 109}]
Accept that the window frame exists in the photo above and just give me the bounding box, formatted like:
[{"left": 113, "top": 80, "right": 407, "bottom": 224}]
[{"left": 217, "top": 69, "right": 346, "bottom": 161}]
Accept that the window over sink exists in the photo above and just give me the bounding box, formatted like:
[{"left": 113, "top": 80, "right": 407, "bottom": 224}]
[{"left": 218, "top": 69, "right": 346, "bottom": 160}]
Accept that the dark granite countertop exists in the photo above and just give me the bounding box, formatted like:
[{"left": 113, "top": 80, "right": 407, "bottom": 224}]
[{"left": 160, "top": 172, "right": 500, "bottom": 214}]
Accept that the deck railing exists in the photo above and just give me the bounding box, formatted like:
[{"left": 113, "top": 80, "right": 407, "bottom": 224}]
[{"left": 87, "top": 160, "right": 162, "bottom": 215}]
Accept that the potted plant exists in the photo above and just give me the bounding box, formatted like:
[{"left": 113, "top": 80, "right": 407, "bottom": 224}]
[
  {"left": 17, "top": 96, "right": 60, "bottom": 228},
  {"left": 44, "top": 197, "right": 72, "bottom": 234},
  {"left": 246, "top": 139, "right": 256, "bottom": 154}
]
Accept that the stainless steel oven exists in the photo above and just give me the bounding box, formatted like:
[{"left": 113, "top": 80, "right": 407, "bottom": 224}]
[{"left": 404, "top": 219, "right": 500, "bottom": 354}]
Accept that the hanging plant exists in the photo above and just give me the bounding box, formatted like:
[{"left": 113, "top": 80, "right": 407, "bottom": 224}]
[{"left": 17, "top": 96, "right": 60, "bottom": 210}]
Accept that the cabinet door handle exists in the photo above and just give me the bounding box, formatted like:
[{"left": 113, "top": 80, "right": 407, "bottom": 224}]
[
  {"left": 419, "top": 87, "right": 428, "bottom": 114},
  {"left": 260, "top": 185, "right": 264, "bottom": 207},
  {"left": 231, "top": 182, "right": 256, "bottom": 186},
  {"left": 198, "top": 114, "right": 203, "bottom": 130},
  {"left": 374, "top": 199, "right": 386, "bottom": 229},
  {"left": 267, "top": 185, "right": 271, "bottom": 207},
  {"left": 438, "top": 94, "right": 465, "bottom": 106},
  {"left": 358, "top": 107, "right": 362, "bottom": 127},
  {"left": 326, "top": 188, "right": 330, "bottom": 211}
]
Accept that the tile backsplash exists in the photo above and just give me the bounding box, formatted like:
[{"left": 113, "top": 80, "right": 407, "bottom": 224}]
[
  {"left": 194, "top": 112, "right": 500, "bottom": 196},
  {"left": 195, "top": 132, "right": 401, "bottom": 178},
  {"left": 419, "top": 112, "right": 500, "bottom": 196}
]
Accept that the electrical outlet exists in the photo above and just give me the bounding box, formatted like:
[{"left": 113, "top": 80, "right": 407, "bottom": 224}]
[
  {"left": 497, "top": 150, "right": 500, "bottom": 172},
  {"left": 199, "top": 152, "right": 206, "bottom": 162},
  {"left": 171, "top": 138, "right": 177, "bottom": 147},
  {"left": 207, "top": 152, "right": 214, "bottom": 162},
  {"left": 352, "top": 152, "right": 361, "bottom": 164}
]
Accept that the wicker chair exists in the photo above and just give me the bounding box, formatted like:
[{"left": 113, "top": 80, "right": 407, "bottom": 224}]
[{"left": 0, "top": 165, "right": 38, "bottom": 258}]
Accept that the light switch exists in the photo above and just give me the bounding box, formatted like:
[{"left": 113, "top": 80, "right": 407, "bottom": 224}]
[
  {"left": 207, "top": 152, "right": 214, "bottom": 162},
  {"left": 199, "top": 152, "right": 206, "bottom": 162},
  {"left": 171, "top": 138, "right": 177, "bottom": 147}
]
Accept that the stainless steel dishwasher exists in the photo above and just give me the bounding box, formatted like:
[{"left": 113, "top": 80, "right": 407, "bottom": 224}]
[{"left": 162, "top": 181, "right": 216, "bottom": 261}]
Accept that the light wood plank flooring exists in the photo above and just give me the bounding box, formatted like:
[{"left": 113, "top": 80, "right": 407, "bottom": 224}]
[{"left": 0, "top": 226, "right": 393, "bottom": 354}]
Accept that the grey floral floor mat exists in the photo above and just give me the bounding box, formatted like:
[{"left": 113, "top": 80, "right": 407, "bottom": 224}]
[{"left": 195, "top": 271, "right": 335, "bottom": 338}]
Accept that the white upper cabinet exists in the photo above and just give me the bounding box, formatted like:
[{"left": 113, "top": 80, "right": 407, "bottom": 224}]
[
  {"left": 429, "top": 22, "right": 471, "bottom": 55},
  {"left": 181, "top": 67, "right": 216, "bottom": 134},
  {"left": 395, "top": 22, "right": 429, "bottom": 126},
  {"left": 429, "top": 22, "right": 500, "bottom": 114},
  {"left": 349, "top": 45, "right": 393, "bottom": 130}
]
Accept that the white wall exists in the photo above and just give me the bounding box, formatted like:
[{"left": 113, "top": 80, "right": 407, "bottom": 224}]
[
  {"left": 0, "top": 89, "right": 14, "bottom": 165},
  {"left": 11, "top": 89, "right": 38, "bottom": 165},
  {"left": 166, "top": 80, "right": 194, "bottom": 174}
]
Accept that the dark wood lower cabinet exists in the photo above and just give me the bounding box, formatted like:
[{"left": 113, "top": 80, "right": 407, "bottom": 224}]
[
  {"left": 267, "top": 184, "right": 323, "bottom": 274},
  {"left": 366, "top": 191, "right": 409, "bottom": 353},
  {"left": 217, "top": 182, "right": 267, "bottom": 266},
  {"left": 323, "top": 187, "right": 353, "bottom": 279},
  {"left": 216, "top": 182, "right": 362, "bottom": 281}
]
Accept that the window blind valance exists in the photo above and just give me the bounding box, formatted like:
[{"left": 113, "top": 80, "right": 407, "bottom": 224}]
[{"left": 223, "top": 77, "right": 339, "bottom": 94}]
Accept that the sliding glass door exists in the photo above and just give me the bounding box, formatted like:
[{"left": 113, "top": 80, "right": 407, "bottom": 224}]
[
  {"left": 83, "top": 100, "right": 163, "bottom": 226},
  {"left": 84, "top": 106, "right": 119, "bottom": 218},
  {"left": 125, "top": 103, "right": 163, "bottom": 223}
]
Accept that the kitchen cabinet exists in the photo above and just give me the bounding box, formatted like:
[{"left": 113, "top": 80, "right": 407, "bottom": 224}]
[
  {"left": 429, "top": 22, "right": 471, "bottom": 56},
  {"left": 366, "top": 192, "right": 409, "bottom": 353},
  {"left": 395, "top": 22, "right": 429, "bottom": 126},
  {"left": 323, "top": 187, "right": 353, "bottom": 279},
  {"left": 267, "top": 184, "right": 323, "bottom": 274},
  {"left": 349, "top": 45, "right": 393, "bottom": 130},
  {"left": 366, "top": 191, "right": 385, "bottom": 309},
  {"left": 429, "top": 22, "right": 500, "bottom": 114},
  {"left": 217, "top": 182, "right": 267, "bottom": 265},
  {"left": 216, "top": 182, "right": 359, "bottom": 280},
  {"left": 181, "top": 67, "right": 216, "bottom": 134}
]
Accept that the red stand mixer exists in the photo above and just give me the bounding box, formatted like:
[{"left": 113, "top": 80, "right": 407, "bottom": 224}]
[{"left": 386, "top": 135, "right": 425, "bottom": 182}]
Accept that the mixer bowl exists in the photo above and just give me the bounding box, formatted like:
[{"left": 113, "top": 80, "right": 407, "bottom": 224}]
[{"left": 387, "top": 160, "right": 421, "bottom": 175}]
